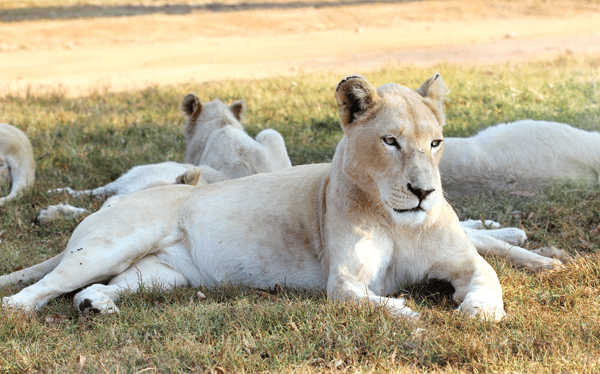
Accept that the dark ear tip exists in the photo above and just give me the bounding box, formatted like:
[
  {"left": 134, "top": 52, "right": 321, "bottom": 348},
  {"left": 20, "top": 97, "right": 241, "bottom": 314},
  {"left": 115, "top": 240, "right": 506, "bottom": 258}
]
[
  {"left": 181, "top": 93, "right": 199, "bottom": 115},
  {"left": 336, "top": 75, "right": 364, "bottom": 92}
]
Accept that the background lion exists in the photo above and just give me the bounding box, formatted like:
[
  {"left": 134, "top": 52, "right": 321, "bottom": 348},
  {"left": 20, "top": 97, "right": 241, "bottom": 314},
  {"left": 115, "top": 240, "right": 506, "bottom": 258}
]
[
  {"left": 0, "top": 123, "right": 35, "bottom": 207},
  {"left": 41, "top": 97, "right": 292, "bottom": 224},
  {"left": 442, "top": 120, "right": 600, "bottom": 197}
]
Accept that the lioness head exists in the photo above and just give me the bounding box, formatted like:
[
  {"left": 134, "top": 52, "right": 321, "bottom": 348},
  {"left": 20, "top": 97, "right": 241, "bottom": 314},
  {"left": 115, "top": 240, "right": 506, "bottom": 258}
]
[
  {"left": 335, "top": 74, "right": 447, "bottom": 225},
  {"left": 181, "top": 93, "right": 246, "bottom": 164}
]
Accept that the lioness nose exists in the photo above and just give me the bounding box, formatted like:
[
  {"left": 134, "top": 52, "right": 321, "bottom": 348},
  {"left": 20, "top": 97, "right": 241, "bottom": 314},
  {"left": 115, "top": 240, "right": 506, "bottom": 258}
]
[{"left": 407, "top": 183, "right": 434, "bottom": 201}]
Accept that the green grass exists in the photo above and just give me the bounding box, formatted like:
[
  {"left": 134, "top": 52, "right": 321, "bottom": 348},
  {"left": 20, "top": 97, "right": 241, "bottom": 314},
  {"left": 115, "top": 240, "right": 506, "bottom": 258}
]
[{"left": 1, "top": 54, "right": 600, "bottom": 372}]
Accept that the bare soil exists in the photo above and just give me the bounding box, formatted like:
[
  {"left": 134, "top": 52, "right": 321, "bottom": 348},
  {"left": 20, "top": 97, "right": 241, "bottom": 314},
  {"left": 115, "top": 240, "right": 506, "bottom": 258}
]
[{"left": 1, "top": 0, "right": 600, "bottom": 97}]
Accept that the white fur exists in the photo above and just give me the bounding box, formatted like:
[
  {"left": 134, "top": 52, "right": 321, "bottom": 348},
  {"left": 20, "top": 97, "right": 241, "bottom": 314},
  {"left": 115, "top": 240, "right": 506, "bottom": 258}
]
[
  {"left": 460, "top": 219, "right": 569, "bottom": 272},
  {"left": 442, "top": 120, "right": 600, "bottom": 196}
]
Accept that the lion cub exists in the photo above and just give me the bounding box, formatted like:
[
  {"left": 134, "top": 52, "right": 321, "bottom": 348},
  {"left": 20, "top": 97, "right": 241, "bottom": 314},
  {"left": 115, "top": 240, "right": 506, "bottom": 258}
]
[{"left": 1, "top": 74, "right": 505, "bottom": 321}]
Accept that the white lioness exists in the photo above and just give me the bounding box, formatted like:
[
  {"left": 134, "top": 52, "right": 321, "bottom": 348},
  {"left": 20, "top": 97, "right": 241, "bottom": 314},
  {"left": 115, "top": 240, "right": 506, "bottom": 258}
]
[
  {"left": 442, "top": 120, "right": 600, "bottom": 197},
  {"left": 181, "top": 94, "right": 292, "bottom": 183},
  {"left": 1, "top": 74, "right": 505, "bottom": 321},
  {"left": 50, "top": 97, "right": 291, "bottom": 199},
  {"left": 0, "top": 123, "right": 35, "bottom": 206},
  {"left": 42, "top": 97, "right": 292, "bottom": 223}
]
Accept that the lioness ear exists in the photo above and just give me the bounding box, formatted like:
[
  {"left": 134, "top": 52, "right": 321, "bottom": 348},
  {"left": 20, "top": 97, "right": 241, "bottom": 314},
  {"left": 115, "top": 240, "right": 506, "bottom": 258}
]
[
  {"left": 335, "top": 75, "right": 380, "bottom": 127},
  {"left": 229, "top": 100, "right": 246, "bottom": 122},
  {"left": 176, "top": 167, "right": 204, "bottom": 186},
  {"left": 181, "top": 93, "right": 203, "bottom": 124},
  {"left": 416, "top": 72, "right": 448, "bottom": 127}
]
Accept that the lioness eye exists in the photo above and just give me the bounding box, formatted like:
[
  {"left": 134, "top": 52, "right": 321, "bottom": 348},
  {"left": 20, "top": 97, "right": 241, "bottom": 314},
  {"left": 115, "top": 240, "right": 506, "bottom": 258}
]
[
  {"left": 383, "top": 136, "right": 397, "bottom": 147},
  {"left": 431, "top": 140, "right": 442, "bottom": 148}
]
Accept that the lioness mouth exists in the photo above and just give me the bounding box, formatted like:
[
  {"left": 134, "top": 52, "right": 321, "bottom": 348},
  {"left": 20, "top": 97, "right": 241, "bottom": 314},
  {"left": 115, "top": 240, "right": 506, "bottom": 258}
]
[{"left": 393, "top": 206, "right": 424, "bottom": 214}]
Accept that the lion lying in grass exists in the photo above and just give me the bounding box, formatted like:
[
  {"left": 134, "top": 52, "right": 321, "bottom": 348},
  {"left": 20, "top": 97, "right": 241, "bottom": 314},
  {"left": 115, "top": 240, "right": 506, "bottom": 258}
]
[
  {"left": 49, "top": 97, "right": 291, "bottom": 199},
  {"left": 1, "top": 74, "right": 506, "bottom": 320},
  {"left": 0, "top": 123, "right": 35, "bottom": 207},
  {"left": 181, "top": 94, "right": 292, "bottom": 182},
  {"left": 41, "top": 97, "right": 292, "bottom": 223},
  {"left": 442, "top": 120, "right": 600, "bottom": 197}
]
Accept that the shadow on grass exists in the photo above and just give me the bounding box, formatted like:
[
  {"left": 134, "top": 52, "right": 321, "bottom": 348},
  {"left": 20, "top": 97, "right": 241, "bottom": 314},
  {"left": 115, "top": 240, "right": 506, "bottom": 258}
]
[{"left": 3, "top": 0, "right": 417, "bottom": 22}]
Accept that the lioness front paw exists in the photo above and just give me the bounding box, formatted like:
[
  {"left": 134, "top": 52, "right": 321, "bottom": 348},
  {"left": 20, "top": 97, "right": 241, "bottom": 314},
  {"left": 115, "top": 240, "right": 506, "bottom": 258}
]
[
  {"left": 458, "top": 294, "right": 505, "bottom": 321},
  {"left": 383, "top": 298, "right": 420, "bottom": 320}
]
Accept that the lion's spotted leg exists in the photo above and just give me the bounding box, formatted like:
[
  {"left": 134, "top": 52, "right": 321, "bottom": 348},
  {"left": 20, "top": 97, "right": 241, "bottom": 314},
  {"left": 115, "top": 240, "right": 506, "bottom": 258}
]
[
  {"left": 2, "top": 245, "right": 124, "bottom": 312},
  {"left": 3, "top": 229, "right": 173, "bottom": 312},
  {"left": 73, "top": 254, "right": 189, "bottom": 315},
  {"left": 466, "top": 229, "right": 564, "bottom": 271}
]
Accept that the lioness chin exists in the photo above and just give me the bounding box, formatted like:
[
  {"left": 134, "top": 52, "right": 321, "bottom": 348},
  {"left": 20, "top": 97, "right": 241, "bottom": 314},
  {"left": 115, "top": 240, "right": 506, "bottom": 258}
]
[{"left": 0, "top": 74, "right": 505, "bottom": 321}]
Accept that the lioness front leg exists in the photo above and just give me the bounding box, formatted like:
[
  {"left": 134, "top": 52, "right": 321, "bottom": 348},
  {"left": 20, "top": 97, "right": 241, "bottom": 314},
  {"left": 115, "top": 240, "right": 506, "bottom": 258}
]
[
  {"left": 431, "top": 251, "right": 505, "bottom": 321},
  {"left": 324, "top": 230, "right": 420, "bottom": 319},
  {"left": 327, "top": 271, "right": 420, "bottom": 319}
]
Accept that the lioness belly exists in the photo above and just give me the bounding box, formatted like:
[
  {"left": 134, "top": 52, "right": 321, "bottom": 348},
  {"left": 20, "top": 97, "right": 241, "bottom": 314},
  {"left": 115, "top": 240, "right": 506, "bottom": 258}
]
[{"left": 182, "top": 164, "right": 330, "bottom": 289}]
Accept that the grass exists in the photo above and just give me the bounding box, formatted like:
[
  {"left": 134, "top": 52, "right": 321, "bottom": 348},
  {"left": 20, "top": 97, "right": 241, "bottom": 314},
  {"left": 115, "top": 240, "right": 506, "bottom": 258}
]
[{"left": 1, "top": 53, "right": 600, "bottom": 372}]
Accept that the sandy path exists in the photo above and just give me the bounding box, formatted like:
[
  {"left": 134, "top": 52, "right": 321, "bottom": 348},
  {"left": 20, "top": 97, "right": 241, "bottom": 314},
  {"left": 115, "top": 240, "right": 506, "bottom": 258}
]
[{"left": 1, "top": 0, "right": 600, "bottom": 97}]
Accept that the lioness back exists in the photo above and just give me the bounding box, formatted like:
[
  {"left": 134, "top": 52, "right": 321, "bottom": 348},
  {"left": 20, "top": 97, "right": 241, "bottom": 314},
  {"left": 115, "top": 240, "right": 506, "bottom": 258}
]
[{"left": 180, "top": 163, "right": 331, "bottom": 288}]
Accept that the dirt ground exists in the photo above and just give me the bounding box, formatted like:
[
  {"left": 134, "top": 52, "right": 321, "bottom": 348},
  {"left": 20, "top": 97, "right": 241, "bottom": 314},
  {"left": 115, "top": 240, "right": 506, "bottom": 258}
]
[{"left": 1, "top": 0, "right": 600, "bottom": 97}]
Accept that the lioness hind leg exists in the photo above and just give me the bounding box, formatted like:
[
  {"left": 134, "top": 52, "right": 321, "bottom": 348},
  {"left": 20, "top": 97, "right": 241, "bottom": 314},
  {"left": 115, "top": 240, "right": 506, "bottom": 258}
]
[
  {"left": 466, "top": 229, "right": 564, "bottom": 271},
  {"left": 73, "top": 255, "right": 189, "bottom": 315},
  {"left": 464, "top": 226, "right": 527, "bottom": 246}
]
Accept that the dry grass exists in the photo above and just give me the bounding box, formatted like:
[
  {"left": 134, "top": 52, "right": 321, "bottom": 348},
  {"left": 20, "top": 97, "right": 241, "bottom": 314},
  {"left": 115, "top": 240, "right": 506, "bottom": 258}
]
[{"left": 1, "top": 54, "right": 600, "bottom": 372}]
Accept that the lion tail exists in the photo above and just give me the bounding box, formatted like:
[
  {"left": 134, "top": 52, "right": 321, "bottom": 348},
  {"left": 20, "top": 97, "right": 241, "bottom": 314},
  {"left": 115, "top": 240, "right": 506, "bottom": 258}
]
[
  {"left": 0, "top": 154, "right": 36, "bottom": 207},
  {"left": 0, "top": 252, "right": 64, "bottom": 287}
]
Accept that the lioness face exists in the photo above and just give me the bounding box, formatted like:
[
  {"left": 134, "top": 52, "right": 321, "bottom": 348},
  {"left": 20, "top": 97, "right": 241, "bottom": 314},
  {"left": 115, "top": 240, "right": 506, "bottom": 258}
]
[{"left": 336, "top": 74, "right": 447, "bottom": 225}]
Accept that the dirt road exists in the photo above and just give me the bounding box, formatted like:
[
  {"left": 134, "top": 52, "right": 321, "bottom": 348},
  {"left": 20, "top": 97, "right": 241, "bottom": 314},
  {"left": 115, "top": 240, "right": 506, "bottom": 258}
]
[{"left": 1, "top": 0, "right": 599, "bottom": 97}]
